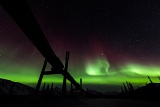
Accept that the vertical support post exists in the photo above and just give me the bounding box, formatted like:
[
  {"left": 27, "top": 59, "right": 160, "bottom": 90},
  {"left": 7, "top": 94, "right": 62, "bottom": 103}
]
[
  {"left": 42, "top": 82, "right": 46, "bottom": 94},
  {"left": 35, "top": 59, "right": 47, "bottom": 95},
  {"left": 50, "top": 83, "right": 53, "bottom": 93},
  {"left": 80, "top": 78, "right": 82, "bottom": 95},
  {"left": 46, "top": 84, "right": 50, "bottom": 95},
  {"left": 80, "top": 78, "right": 82, "bottom": 88},
  {"left": 62, "top": 51, "right": 70, "bottom": 96}
]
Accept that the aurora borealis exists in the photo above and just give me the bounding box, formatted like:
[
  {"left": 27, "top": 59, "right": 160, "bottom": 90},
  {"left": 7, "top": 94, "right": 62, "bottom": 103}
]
[{"left": 1, "top": 0, "right": 160, "bottom": 92}]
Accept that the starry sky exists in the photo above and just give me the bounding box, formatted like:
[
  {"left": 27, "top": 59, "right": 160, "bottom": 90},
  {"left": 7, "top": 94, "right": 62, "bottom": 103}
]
[{"left": 1, "top": 0, "right": 160, "bottom": 92}]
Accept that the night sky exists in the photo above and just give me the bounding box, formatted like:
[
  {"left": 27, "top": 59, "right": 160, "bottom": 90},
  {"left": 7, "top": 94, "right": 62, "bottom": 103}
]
[{"left": 1, "top": 0, "right": 160, "bottom": 92}]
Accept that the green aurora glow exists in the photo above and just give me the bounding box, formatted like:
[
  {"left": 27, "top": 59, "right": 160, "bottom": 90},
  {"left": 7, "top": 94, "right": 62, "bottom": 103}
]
[
  {"left": 85, "top": 56, "right": 110, "bottom": 75},
  {"left": 0, "top": 53, "right": 160, "bottom": 90}
]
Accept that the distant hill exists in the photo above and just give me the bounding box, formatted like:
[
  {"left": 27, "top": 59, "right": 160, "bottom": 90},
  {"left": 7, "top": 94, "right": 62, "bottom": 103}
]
[
  {"left": 132, "top": 83, "right": 160, "bottom": 98},
  {"left": 0, "top": 78, "right": 34, "bottom": 95},
  {"left": 118, "top": 83, "right": 160, "bottom": 101}
]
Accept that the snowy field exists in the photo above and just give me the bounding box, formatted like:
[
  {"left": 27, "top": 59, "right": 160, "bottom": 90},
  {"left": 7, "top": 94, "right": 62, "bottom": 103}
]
[{"left": 1, "top": 96, "right": 160, "bottom": 107}]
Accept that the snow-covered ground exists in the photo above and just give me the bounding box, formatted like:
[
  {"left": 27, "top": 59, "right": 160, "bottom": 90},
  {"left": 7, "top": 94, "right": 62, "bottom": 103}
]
[{"left": 1, "top": 97, "right": 160, "bottom": 107}]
